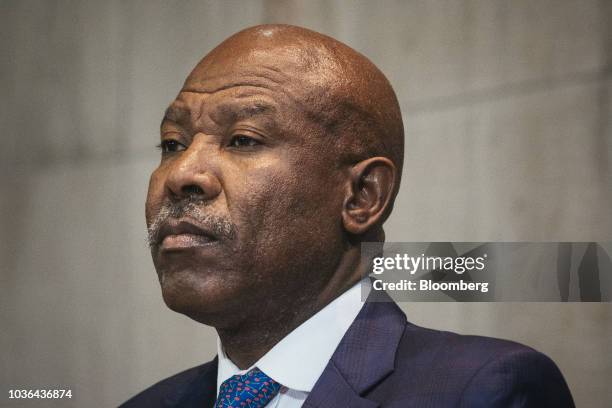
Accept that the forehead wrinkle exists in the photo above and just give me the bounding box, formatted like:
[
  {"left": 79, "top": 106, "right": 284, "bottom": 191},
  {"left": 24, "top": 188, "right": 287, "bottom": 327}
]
[
  {"left": 182, "top": 60, "right": 308, "bottom": 106},
  {"left": 182, "top": 69, "right": 286, "bottom": 95},
  {"left": 185, "top": 60, "right": 289, "bottom": 88}
]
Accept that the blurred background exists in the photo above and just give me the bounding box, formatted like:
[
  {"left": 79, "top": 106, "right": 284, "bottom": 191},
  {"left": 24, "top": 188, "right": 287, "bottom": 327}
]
[{"left": 1, "top": 0, "right": 611, "bottom": 406}]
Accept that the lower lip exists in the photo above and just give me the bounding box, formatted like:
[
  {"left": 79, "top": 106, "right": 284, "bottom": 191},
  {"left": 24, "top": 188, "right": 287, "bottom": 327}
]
[{"left": 160, "top": 234, "right": 217, "bottom": 251}]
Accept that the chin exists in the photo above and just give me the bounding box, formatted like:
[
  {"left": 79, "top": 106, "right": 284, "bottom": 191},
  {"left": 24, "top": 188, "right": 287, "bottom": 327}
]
[{"left": 158, "top": 268, "right": 246, "bottom": 327}]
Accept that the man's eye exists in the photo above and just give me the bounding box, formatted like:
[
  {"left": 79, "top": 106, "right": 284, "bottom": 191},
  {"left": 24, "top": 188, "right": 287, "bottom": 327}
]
[
  {"left": 157, "top": 140, "right": 186, "bottom": 153},
  {"left": 228, "top": 135, "right": 260, "bottom": 148}
]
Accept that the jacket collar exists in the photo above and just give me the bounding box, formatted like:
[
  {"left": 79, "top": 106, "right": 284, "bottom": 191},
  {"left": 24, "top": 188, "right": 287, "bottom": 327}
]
[{"left": 304, "top": 291, "right": 407, "bottom": 408}]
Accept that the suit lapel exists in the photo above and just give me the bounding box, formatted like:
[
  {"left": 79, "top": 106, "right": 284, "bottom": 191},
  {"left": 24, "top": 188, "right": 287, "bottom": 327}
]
[
  {"left": 302, "top": 362, "right": 378, "bottom": 408},
  {"left": 168, "top": 357, "right": 218, "bottom": 408},
  {"left": 304, "top": 293, "right": 407, "bottom": 408}
]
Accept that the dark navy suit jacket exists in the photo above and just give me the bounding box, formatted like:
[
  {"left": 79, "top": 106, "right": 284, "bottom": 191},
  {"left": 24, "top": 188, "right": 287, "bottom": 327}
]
[{"left": 122, "top": 296, "right": 575, "bottom": 407}]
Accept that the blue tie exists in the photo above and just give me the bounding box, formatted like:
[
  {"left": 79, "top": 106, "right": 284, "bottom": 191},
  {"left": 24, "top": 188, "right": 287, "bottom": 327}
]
[{"left": 215, "top": 367, "right": 282, "bottom": 408}]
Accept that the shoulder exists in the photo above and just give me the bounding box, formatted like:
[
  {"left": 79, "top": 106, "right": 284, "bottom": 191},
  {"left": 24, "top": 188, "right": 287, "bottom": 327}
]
[
  {"left": 398, "top": 321, "right": 544, "bottom": 368},
  {"left": 456, "top": 338, "right": 575, "bottom": 407},
  {"left": 389, "top": 322, "right": 575, "bottom": 407},
  {"left": 120, "top": 360, "right": 216, "bottom": 408}
]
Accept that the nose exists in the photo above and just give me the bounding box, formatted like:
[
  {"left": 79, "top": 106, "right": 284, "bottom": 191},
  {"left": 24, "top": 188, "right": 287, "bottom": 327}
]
[{"left": 164, "top": 137, "right": 222, "bottom": 202}]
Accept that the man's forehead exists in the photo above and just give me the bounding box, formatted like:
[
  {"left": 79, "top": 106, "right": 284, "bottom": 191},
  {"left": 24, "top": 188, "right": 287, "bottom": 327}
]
[
  {"left": 182, "top": 40, "right": 329, "bottom": 91},
  {"left": 165, "top": 43, "right": 327, "bottom": 129}
]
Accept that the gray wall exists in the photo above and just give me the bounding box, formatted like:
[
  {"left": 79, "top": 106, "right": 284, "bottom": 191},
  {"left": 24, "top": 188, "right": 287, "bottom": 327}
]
[{"left": 1, "top": 1, "right": 611, "bottom": 407}]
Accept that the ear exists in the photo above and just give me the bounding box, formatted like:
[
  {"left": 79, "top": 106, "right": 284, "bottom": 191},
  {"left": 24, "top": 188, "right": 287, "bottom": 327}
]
[{"left": 342, "top": 157, "right": 396, "bottom": 235}]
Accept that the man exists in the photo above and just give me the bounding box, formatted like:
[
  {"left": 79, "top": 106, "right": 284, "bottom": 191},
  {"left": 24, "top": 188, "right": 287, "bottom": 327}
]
[{"left": 123, "top": 25, "right": 574, "bottom": 407}]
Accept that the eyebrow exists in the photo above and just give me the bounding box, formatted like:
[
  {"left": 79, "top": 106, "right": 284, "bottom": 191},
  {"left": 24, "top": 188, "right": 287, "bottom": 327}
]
[
  {"left": 161, "top": 101, "right": 276, "bottom": 129},
  {"left": 218, "top": 101, "right": 276, "bottom": 121},
  {"left": 161, "top": 106, "right": 191, "bottom": 128}
]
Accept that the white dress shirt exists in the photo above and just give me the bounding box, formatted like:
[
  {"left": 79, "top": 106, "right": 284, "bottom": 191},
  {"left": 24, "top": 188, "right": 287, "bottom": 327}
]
[{"left": 216, "top": 278, "right": 371, "bottom": 407}]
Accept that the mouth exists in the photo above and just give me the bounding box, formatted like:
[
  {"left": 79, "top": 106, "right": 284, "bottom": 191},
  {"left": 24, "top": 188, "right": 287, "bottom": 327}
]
[{"left": 156, "top": 219, "right": 219, "bottom": 251}]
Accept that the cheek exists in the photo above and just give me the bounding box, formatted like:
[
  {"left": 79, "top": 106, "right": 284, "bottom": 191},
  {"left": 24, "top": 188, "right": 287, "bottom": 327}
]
[
  {"left": 145, "top": 168, "right": 166, "bottom": 225},
  {"left": 228, "top": 156, "right": 341, "bottom": 250}
]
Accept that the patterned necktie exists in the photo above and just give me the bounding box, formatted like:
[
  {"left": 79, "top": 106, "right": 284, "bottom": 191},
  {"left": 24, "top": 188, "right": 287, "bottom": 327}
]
[{"left": 214, "top": 367, "right": 282, "bottom": 408}]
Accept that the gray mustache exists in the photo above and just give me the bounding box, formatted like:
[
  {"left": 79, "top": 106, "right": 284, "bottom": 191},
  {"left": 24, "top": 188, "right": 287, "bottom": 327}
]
[{"left": 147, "top": 198, "right": 236, "bottom": 248}]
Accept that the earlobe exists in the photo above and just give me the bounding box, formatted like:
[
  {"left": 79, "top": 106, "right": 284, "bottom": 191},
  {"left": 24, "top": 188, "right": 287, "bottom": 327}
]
[{"left": 342, "top": 157, "right": 396, "bottom": 235}]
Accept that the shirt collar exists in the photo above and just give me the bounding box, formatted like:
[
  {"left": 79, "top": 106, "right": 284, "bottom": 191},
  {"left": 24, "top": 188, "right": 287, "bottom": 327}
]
[{"left": 216, "top": 278, "right": 371, "bottom": 393}]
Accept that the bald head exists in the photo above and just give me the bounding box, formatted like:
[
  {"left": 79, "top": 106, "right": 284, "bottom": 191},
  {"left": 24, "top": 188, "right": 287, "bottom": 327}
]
[{"left": 184, "top": 25, "right": 404, "bottom": 214}]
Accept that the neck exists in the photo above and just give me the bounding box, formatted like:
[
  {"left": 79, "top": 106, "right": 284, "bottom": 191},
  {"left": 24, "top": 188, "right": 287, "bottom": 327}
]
[{"left": 217, "top": 247, "right": 366, "bottom": 369}]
